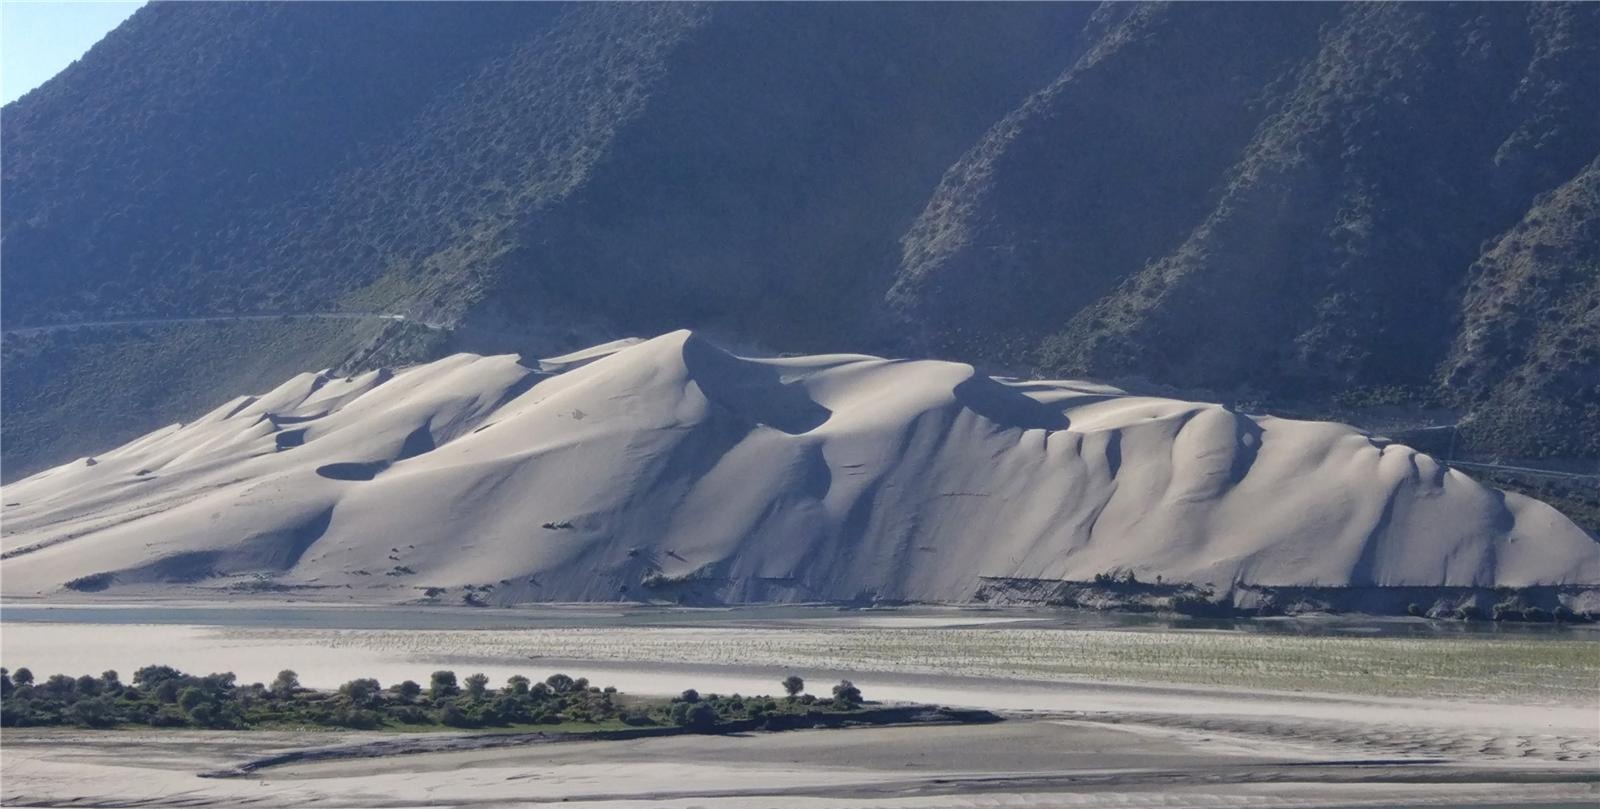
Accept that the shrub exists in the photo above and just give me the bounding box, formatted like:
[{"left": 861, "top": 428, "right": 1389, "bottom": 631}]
[
  {"left": 328, "top": 708, "right": 383, "bottom": 729},
  {"left": 620, "top": 711, "right": 655, "bottom": 727},
  {"left": 685, "top": 702, "right": 717, "bottom": 730},
  {"left": 438, "top": 702, "right": 473, "bottom": 728},
  {"left": 430, "top": 670, "right": 459, "bottom": 699},
  {"left": 339, "top": 678, "right": 382, "bottom": 708},
  {"left": 678, "top": 688, "right": 700, "bottom": 704},
  {"left": 177, "top": 687, "right": 207, "bottom": 713},
  {"left": 270, "top": 669, "right": 300, "bottom": 699},
  {"left": 464, "top": 673, "right": 489, "bottom": 699},
  {"left": 831, "top": 680, "right": 863, "bottom": 707},
  {"left": 68, "top": 697, "right": 116, "bottom": 728},
  {"left": 392, "top": 706, "right": 429, "bottom": 725},
  {"left": 134, "top": 665, "right": 182, "bottom": 689}
]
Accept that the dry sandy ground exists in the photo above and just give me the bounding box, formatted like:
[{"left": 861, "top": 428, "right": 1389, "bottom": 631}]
[
  {"left": 3, "top": 613, "right": 1594, "bottom": 807},
  {"left": 3, "top": 719, "right": 1596, "bottom": 808}
]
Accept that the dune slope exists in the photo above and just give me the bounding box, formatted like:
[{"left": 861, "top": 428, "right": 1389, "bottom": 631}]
[{"left": 2, "top": 332, "right": 1593, "bottom": 605}]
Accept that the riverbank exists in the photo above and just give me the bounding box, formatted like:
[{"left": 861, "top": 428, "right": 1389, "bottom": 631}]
[{"left": 2, "top": 604, "right": 1594, "bottom": 807}]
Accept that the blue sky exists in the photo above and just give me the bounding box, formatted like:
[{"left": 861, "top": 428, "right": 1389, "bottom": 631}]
[{"left": 3, "top": 0, "right": 144, "bottom": 105}]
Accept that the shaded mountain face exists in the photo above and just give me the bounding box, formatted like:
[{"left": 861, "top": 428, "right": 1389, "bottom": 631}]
[
  {"left": 5, "top": 332, "right": 1593, "bottom": 607},
  {"left": 893, "top": 3, "right": 1600, "bottom": 457},
  {"left": 1, "top": 1, "right": 1088, "bottom": 479},
  {"left": 3, "top": 2, "right": 1596, "bottom": 496}
]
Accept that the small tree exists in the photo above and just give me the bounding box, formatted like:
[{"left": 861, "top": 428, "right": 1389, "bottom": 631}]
[
  {"left": 685, "top": 702, "right": 717, "bottom": 730},
  {"left": 464, "top": 673, "right": 489, "bottom": 700},
  {"left": 178, "top": 686, "right": 208, "bottom": 713},
  {"left": 11, "top": 667, "right": 33, "bottom": 686},
  {"left": 679, "top": 688, "right": 700, "bottom": 704},
  {"left": 270, "top": 669, "right": 300, "bottom": 699},
  {"left": 439, "top": 702, "right": 472, "bottom": 728},
  {"left": 505, "top": 675, "right": 531, "bottom": 696},
  {"left": 430, "top": 670, "right": 459, "bottom": 699},
  {"left": 68, "top": 696, "right": 115, "bottom": 728},
  {"left": 831, "top": 680, "right": 862, "bottom": 708},
  {"left": 781, "top": 675, "right": 805, "bottom": 701},
  {"left": 392, "top": 680, "right": 422, "bottom": 703},
  {"left": 339, "top": 678, "right": 382, "bottom": 708},
  {"left": 43, "top": 674, "right": 76, "bottom": 696},
  {"left": 545, "top": 673, "right": 575, "bottom": 694}
]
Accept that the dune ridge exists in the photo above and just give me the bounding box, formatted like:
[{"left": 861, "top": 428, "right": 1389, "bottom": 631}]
[{"left": 2, "top": 331, "right": 1594, "bottom": 606}]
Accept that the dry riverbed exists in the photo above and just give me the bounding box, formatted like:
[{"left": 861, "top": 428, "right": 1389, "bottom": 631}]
[{"left": 2, "top": 606, "right": 1596, "bottom": 807}]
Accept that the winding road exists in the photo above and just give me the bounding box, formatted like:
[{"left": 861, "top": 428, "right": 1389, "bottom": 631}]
[{"left": 0, "top": 312, "right": 439, "bottom": 337}]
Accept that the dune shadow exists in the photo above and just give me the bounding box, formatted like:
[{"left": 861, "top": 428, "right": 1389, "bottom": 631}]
[
  {"left": 682, "top": 336, "right": 830, "bottom": 435},
  {"left": 952, "top": 374, "right": 1069, "bottom": 431}
]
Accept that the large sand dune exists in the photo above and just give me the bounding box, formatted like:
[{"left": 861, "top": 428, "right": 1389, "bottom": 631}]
[{"left": 2, "top": 331, "right": 1594, "bottom": 604}]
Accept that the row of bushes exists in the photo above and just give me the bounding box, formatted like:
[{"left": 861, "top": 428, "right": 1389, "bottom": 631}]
[{"left": 0, "top": 666, "right": 864, "bottom": 732}]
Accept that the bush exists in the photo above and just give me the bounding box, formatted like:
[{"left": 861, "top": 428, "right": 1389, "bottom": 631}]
[
  {"left": 831, "top": 680, "right": 862, "bottom": 708},
  {"left": 328, "top": 708, "right": 383, "bottom": 729},
  {"left": 678, "top": 688, "right": 700, "bottom": 704},
  {"left": 685, "top": 702, "right": 717, "bottom": 730},
  {"left": 430, "top": 671, "right": 459, "bottom": 699},
  {"left": 270, "top": 669, "right": 300, "bottom": 698},
  {"left": 339, "top": 678, "right": 382, "bottom": 708},
  {"left": 438, "top": 702, "right": 473, "bottom": 728},
  {"left": 620, "top": 712, "right": 655, "bottom": 726}
]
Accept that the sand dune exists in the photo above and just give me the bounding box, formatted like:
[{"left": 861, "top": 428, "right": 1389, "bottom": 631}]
[{"left": 2, "top": 330, "right": 1594, "bottom": 604}]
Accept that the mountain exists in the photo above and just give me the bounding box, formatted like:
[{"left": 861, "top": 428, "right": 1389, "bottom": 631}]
[
  {"left": 1, "top": 2, "right": 1087, "bottom": 479},
  {"left": 3, "top": 3, "right": 1597, "bottom": 527},
  {"left": 892, "top": 3, "right": 1600, "bottom": 455},
  {"left": 4, "top": 332, "right": 1593, "bottom": 612}
]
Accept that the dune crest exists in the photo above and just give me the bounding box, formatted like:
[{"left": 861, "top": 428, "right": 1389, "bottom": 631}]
[{"left": 2, "top": 331, "right": 1594, "bottom": 606}]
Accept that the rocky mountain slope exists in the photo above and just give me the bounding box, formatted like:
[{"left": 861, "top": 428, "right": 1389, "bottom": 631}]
[
  {"left": 3, "top": 332, "right": 1593, "bottom": 610},
  {"left": 3, "top": 3, "right": 1596, "bottom": 523},
  {"left": 1, "top": 2, "right": 1086, "bottom": 480}
]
